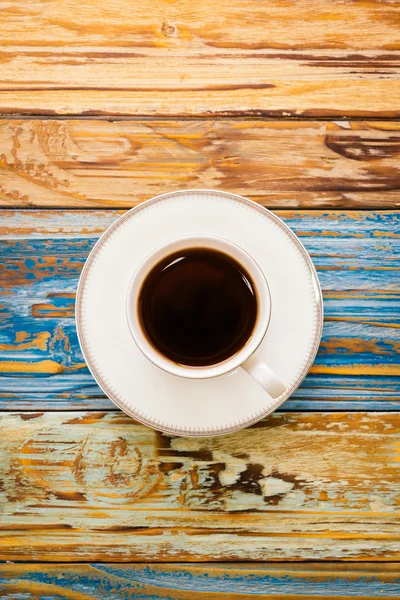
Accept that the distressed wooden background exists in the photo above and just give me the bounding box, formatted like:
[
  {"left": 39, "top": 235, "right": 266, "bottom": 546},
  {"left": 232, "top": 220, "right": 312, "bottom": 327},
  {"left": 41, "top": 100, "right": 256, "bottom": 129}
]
[{"left": 0, "top": 0, "right": 399, "bottom": 598}]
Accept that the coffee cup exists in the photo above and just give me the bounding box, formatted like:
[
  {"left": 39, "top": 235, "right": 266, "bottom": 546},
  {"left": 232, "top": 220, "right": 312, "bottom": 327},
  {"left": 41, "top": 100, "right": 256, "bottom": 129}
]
[{"left": 126, "top": 235, "right": 286, "bottom": 398}]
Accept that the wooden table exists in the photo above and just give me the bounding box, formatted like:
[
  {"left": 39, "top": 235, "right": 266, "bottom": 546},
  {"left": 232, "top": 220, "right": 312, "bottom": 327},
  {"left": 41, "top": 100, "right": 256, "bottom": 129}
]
[{"left": 0, "top": 1, "right": 399, "bottom": 597}]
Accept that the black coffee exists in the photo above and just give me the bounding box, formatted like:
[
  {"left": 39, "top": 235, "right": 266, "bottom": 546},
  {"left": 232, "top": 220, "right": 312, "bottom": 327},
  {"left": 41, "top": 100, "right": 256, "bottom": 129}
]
[{"left": 138, "top": 247, "right": 258, "bottom": 367}]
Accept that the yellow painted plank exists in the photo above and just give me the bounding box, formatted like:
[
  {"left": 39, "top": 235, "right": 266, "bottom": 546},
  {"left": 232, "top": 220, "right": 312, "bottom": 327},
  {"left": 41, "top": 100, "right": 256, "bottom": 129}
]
[
  {"left": 0, "top": 120, "right": 399, "bottom": 208},
  {"left": 0, "top": 1, "right": 398, "bottom": 116},
  {"left": 0, "top": 411, "right": 399, "bottom": 561}
]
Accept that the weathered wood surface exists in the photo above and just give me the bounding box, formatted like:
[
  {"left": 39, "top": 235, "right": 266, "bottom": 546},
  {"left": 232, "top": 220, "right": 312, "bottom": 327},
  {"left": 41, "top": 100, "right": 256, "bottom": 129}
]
[
  {"left": 1, "top": 563, "right": 400, "bottom": 599},
  {"left": 0, "top": 210, "right": 399, "bottom": 411},
  {"left": 1, "top": 120, "right": 399, "bottom": 209},
  {"left": 1, "top": 1, "right": 399, "bottom": 116},
  {"left": 0, "top": 411, "right": 399, "bottom": 561}
]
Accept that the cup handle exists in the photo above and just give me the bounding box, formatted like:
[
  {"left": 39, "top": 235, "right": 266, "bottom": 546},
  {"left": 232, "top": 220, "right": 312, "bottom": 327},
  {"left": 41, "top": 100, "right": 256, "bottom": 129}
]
[{"left": 241, "top": 354, "right": 286, "bottom": 398}]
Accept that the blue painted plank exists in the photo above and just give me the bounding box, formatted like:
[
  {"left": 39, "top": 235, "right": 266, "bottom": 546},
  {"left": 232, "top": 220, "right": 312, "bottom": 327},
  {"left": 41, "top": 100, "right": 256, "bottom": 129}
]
[
  {"left": 0, "top": 563, "right": 399, "bottom": 598},
  {"left": 0, "top": 210, "right": 398, "bottom": 410}
]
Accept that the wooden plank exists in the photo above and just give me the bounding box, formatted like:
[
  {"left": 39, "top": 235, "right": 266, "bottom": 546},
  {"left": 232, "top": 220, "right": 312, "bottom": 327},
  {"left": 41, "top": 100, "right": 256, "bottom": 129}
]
[
  {"left": 1, "top": 563, "right": 400, "bottom": 599},
  {"left": 1, "top": 1, "right": 399, "bottom": 117},
  {"left": 0, "top": 120, "right": 399, "bottom": 209},
  {"left": 0, "top": 209, "right": 399, "bottom": 411},
  {"left": 3, "top": 0, "right": 397, "bottom": 51},
  {"left": 0, "top": 411, "right": 399, "bottom": 561}
]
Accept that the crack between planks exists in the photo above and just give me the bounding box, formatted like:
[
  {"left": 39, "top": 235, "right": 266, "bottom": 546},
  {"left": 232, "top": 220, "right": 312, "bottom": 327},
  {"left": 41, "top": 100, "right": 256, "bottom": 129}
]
[
  {"left": 2, "top": 559, "right": 400, "bottom": 564},
  {"left": 1, "top": 206, "right": 399, "bottom": 212},
  {"left": 0, "top": 114, "right": 399, "bottom": 122}
]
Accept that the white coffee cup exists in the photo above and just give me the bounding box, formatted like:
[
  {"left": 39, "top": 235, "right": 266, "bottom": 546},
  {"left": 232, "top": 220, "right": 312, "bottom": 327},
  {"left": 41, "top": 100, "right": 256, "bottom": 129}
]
[{"left": 126, "top": 235, "right": 286, "bottom": 398}]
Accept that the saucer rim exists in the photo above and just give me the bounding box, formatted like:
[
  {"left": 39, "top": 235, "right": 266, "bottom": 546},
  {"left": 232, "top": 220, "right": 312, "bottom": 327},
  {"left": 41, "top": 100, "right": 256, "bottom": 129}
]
[{"left": 76, "top": 189, "right": 323, "bottom": 437}]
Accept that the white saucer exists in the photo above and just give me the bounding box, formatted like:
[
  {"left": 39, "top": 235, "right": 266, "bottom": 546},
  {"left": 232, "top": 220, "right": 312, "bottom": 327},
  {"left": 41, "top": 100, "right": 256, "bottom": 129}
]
[{"left": 76, "top": 190, "right": 323, "bottom": 437}]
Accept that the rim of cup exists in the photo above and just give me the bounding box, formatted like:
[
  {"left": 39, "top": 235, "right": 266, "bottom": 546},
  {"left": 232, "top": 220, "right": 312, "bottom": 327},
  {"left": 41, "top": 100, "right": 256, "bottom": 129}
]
[{"left": 126, "top": 235, "right": 272, "bottom": 379}]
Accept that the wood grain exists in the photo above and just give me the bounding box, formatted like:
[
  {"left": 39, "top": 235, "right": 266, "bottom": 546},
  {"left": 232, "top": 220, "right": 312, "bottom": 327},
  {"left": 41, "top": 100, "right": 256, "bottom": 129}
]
[
  {"left": 1, "top": 0, "right": 398, "bottom": 576},
  {"left": 0, "top": 411, "right": 399, "bottom": 561},
  {"left": 0, "top": 120, "right": 399, "bottom": 208},
  {"left": 0, "top": 209, "right": 398, "bottom": 411},
  {"left": 1, "top": 1, "right": 399, "bottom": 116},
  {"left": 1, "top": 563, "right": 400, "bottom": 599}
]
